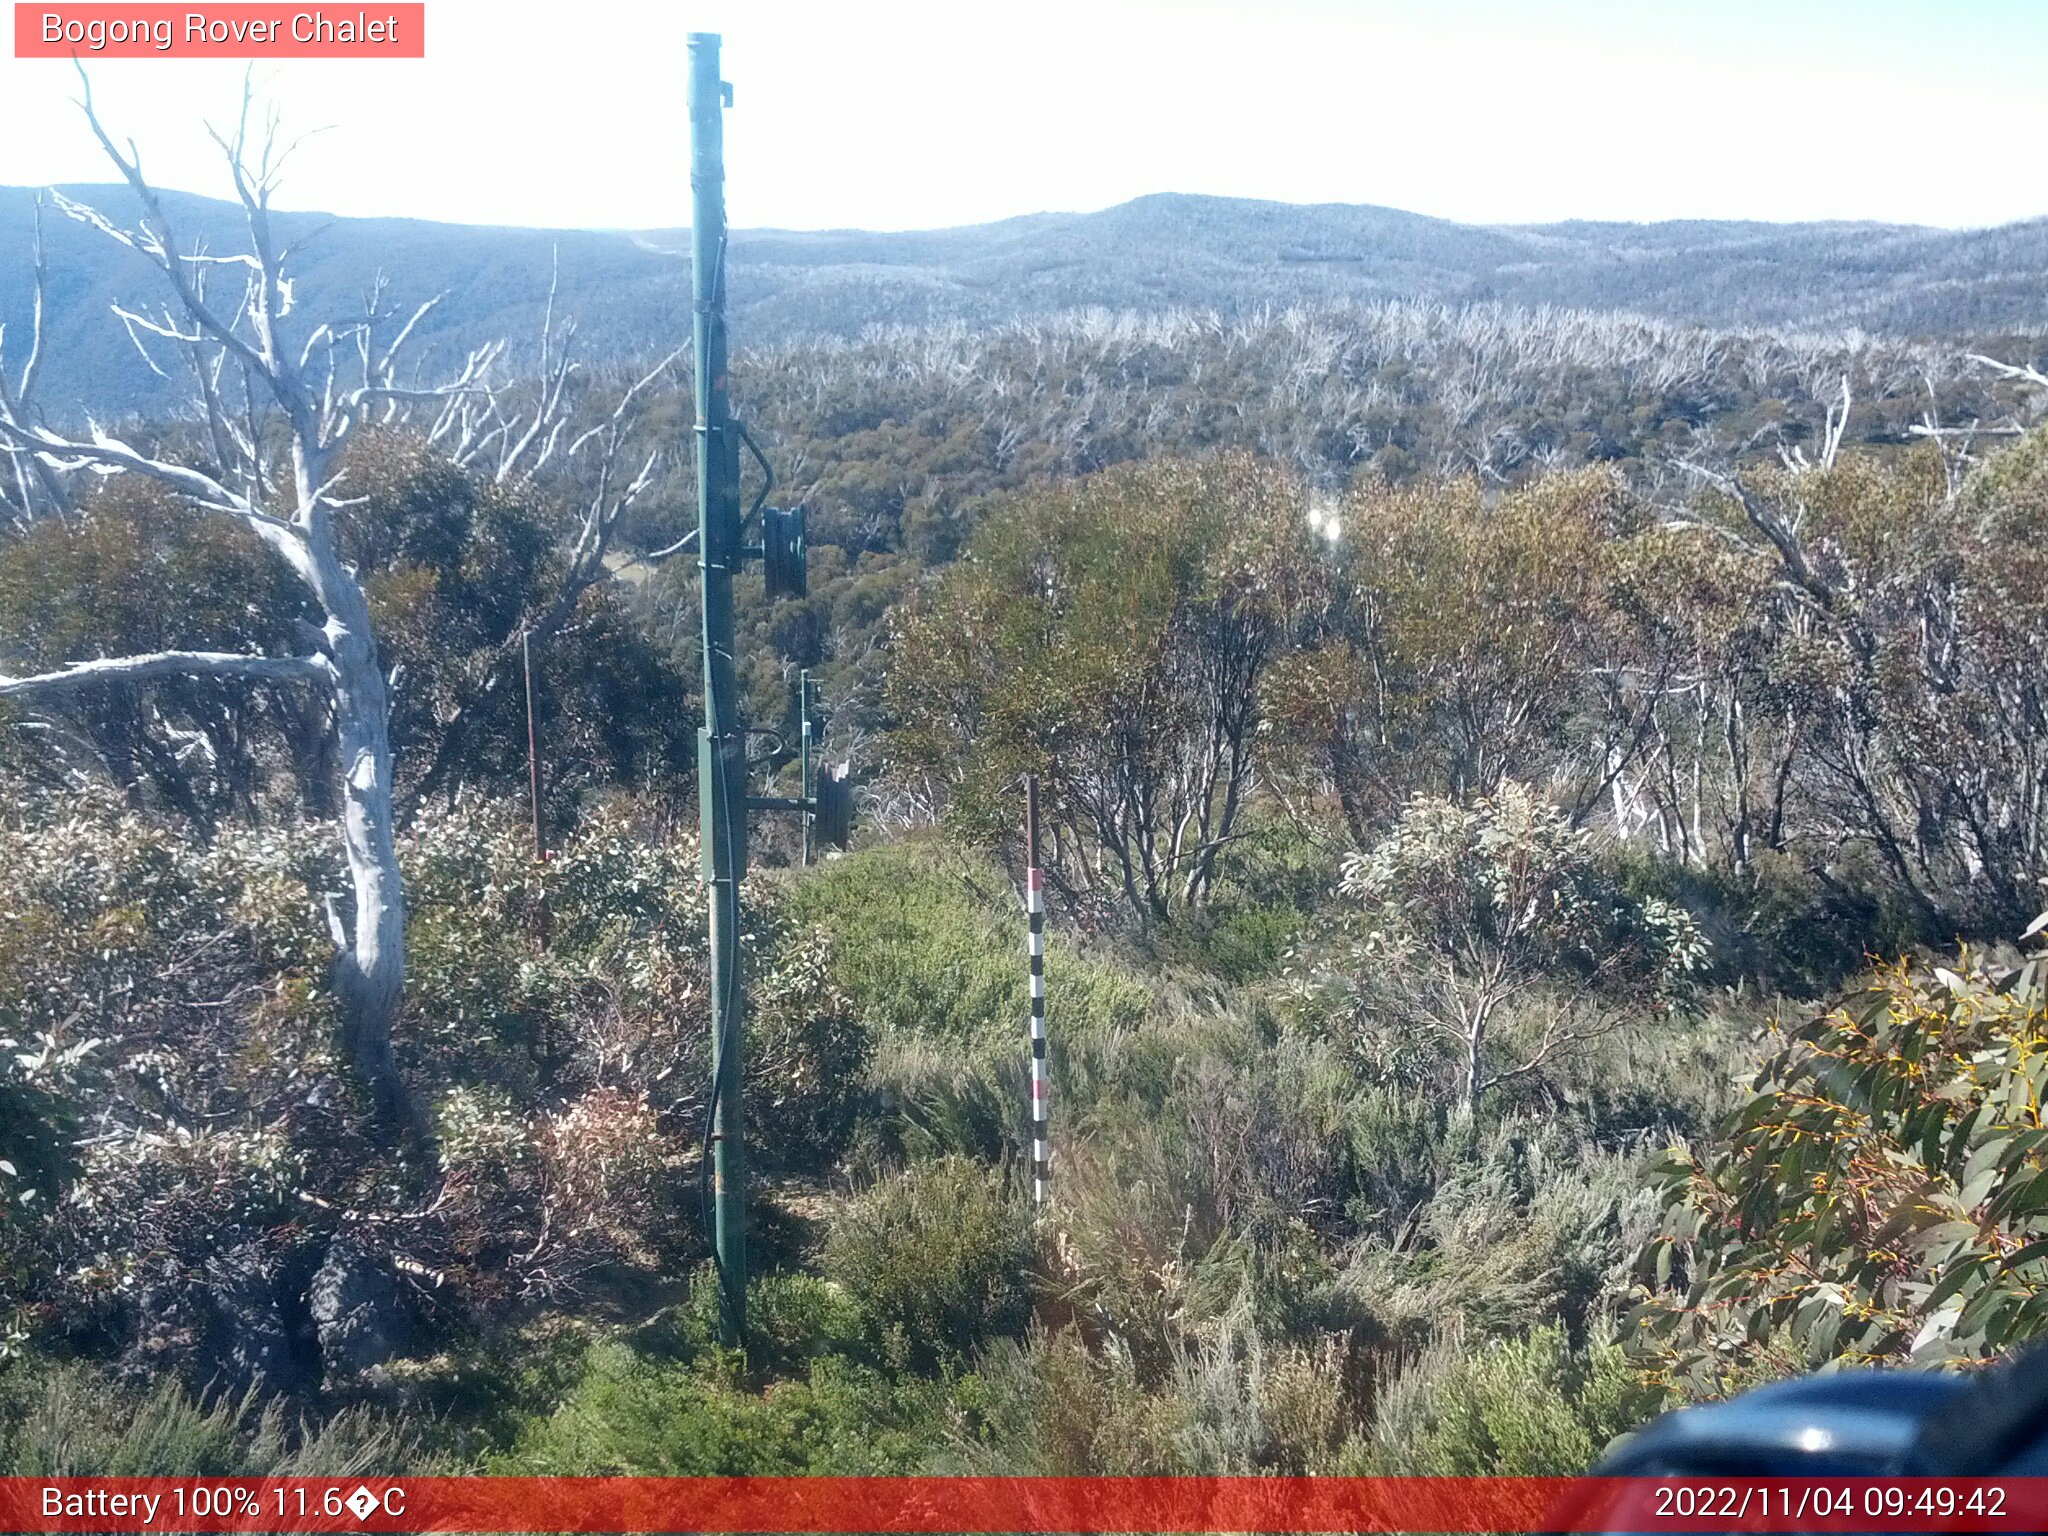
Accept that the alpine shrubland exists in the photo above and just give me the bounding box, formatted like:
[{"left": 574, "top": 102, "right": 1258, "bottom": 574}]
[{"left": 5, "top": 158, "right": 2048, "bottom": 1476}]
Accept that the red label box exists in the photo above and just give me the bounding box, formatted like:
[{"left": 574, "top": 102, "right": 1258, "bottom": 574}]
[
  {"left": 14, "top": 3, "right": 425, "bottom": 57},
  {"left": 5, "top": 1476, "right": 2048, "bottom": 1534}
]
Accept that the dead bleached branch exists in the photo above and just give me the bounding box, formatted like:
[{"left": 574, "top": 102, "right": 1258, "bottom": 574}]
[{"left": 0, "top": 649, "right": 327, "bottom": 697}]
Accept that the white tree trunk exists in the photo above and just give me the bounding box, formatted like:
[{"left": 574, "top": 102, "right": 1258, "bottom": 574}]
[
  {"left": 285, "top": 422, "right": 408, "bottom": 1119},
  {"left": 2, "top": 78, "right": 663, "bottom": 1129},
  {"left": 328, "top": 587, "right": 407, "bottom": 1116},
  {"left": 0, "top": 80, "right": 450, "bottom": 1127}
]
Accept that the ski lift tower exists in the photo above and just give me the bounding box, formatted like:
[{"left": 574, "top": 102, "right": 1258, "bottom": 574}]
[{"left": 688, "top": 31, "right": 854, "bottom": 1349}]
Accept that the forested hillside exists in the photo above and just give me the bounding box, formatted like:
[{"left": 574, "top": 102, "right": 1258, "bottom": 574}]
[
  {"left": 7, "top": 181, "right": 2048, "bottom": 416},
  {"left": 6, "top": 123, "right": 2048, "bottom": 1484}
]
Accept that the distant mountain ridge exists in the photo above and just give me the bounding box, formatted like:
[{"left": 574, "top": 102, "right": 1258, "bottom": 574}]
[{"left": 4, "top": 185, "right": 2047, "bottom": 417}]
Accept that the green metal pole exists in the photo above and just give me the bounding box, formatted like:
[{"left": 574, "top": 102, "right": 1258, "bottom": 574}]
[
  {"left": 800, "top": 670, "right": 813, "bottom": 869},
  {"left": 690, "top": 30, "right": 747, "bottom": 1348}
]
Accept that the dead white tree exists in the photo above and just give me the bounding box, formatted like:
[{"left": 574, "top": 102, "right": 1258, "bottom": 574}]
[
  {"left": 1967, "top": 351, "right": 2048, "bottom": 395},
  {"left": 0, "top": 79, "right": 505, "bottom": 1124},
  {"left": 1779, "top": 375, "right": 1852, "bottom": 473},
  {"left": 0, "top": 196, "right": 73, "bottom": 528},
  {"left": 370, "top": 284, "right": 685, "bottom": 818},
  {"left": 397, "top": 252, "right": 686, "bottom": 620},
  {"left": 527, "top": 349, "right": 682, "bottom": 634}
]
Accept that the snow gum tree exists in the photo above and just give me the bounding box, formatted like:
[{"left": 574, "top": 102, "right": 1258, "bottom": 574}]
[{"left": 0, "top": 84, "right": 509, "bottom": 1121}]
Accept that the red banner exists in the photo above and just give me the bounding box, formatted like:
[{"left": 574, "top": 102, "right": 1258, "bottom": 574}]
[
  {"left": 13, "top": 4, "right": 424, "bottom": 58},
  {"left": 3, "top": 1476, "right": 2048, "bottom": 1533}
]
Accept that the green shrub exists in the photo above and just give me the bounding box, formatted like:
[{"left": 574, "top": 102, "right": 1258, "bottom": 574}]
[
  {"left": 0, "top": 1034, "right": 95, "bottom": 1313},
  {"left": 743, "top": 1274, "right": 871, "bottom": 1378},
  {"left": 1050, "top": 1032, "right": 1351, "bottom": 1340},
  {"left": 788, "top": 839, "right": 1150, "bottom": 1164},
  {"left": 402, "top": 798, "right": 708, "bottom": 1097},
  {"left": 956, "top": 1314, "right": 1356, "bottom": 1475},
  {"left": 0, "top": 1359, "right": 421, "bottom": 1476},
  {"left": 824, "top": 1156, "right": 1034, "bottom": 1370},
  {"left": 787, "top": 840, "right": 1150, "bottom": 1048},
  {"left": 1611, "top": 844, "right": 1923, "bottom": 996},
  {"left": 1350, "top": 1327, "right": 1667, "bottom": 1474},
  {"left": 1171, "top": 902, "right": 1301, "bottom": 986},
  {"left": 1634, "top": 924, "right": 2048, "bottom": 1394},
  {"left": 1294, "top": 784, "right": 1708, "bottom": 1111},
  {"left": 1158, "top": 1308, "right": 1353, "bottom": 1474},
  {"left": 1156, "top": 818, "right": 1335, "bottom": 984},
  {"left": 0, "top": 791, "right": 865, "bottom": 1369},
  {"left": 744, "top": 908, "right": 872, "bottom": 1171},
  {"left": 1338, "top": 1132, "right": 1649, "bottom": 1350},
  {"left": 857, "top": 1033, "right": 1016, "bottom": 1165},
  {"left": 949, "top": 1327, "right": 1174, "bottom": 1474},
  {"left": 411, "top": 800, "right": 865, "bottom": 1171},
  {"left": 1338, "top": 1087, "right": 1449, "bottom": 1235},
  {"left": 494, "top": 1343, "right": 936, "bottom": 1475}
]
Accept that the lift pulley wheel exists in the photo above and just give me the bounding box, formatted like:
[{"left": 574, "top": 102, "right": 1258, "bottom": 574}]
[
  {"left": 762, "top": 504, "right": 808, "bottom": 600},
  {"left": 812, "top": 760, "right": 854, "bottom": 849}
]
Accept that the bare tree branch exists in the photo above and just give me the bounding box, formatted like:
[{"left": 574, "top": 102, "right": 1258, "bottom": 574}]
[
  {"left": 1968, "top": 352, "right": 2048, "bottom": 393},
  {"left": 0, "top": 415, "right": 291, "bottom": 533},
  {"left": 12, "top": 71, "right": 447, "bottom": 1127},
  {"left": 0, "top": 650, "right": 327, "bottom": 698},
  {"left": 525, "top": 348, "right": 683, "bottom": 642},
  {"left": 0, "top": 194, "right": 70, "bottom": 525}
]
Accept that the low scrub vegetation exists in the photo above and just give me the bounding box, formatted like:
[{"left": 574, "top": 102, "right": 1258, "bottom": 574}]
[{"left": 6, "top": 181, "right": 2048, "bottom": 1472}]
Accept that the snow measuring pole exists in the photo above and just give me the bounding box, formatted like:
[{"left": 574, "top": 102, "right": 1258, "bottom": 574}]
[
  {"left": 689, "top": 31, "right": 853, "bottom": 1348},
  {"left": 1025, "top": 775, "right": 1049, "bottom": 1208}
]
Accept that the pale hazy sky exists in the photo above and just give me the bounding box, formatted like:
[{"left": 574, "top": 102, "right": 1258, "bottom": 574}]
[{"left": 1, "top": 0, "right": 2044, "bottom": 233}]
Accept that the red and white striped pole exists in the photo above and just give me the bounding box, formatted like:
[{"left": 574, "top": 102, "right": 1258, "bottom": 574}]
[{"left": 1025, "top": 774, "right": 1049, "bottom": 1209}]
